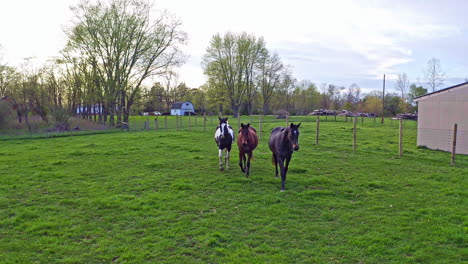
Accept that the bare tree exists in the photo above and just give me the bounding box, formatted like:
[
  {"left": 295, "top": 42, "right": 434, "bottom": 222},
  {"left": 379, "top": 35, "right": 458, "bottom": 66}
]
[
  {"left": 320, "top": 83, "right": 328, "bottom": 109},
  {"left": 159, "top": 71, "right": 188, "bottom": 111},
  {"left": 424, "top": 58, "right": 445, "bottom": 92},
  {"left": 327, "top": 84, "right": 345, "bottom": 110},
  {"left": 278, "top": 70, "right": 296, "bottom": 112},
  {"left": 395, "top": 73, "right": 409, "bottom": 112}
]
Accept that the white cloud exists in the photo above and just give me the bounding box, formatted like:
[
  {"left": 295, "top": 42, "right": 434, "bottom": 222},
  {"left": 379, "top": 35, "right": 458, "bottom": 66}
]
[{"left": 1, "top": 0, "right": 466, "bottom": 89}]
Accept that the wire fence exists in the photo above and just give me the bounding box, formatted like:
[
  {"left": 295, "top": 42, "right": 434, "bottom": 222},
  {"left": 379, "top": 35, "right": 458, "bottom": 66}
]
[
  {"left": 2, "top": 114, "right": 464, "bottom": 165},
  {"left": 127, "top": 114, "right": 408, "bottom": 133},
  {"left": 126, "top": 114, "right": 464, "bottom": 165}
]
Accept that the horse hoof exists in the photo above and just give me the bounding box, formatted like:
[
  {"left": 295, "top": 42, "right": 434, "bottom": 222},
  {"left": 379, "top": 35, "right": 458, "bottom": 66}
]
[{"left": 280, "top": 189, "right": 286, "bottom": 192}]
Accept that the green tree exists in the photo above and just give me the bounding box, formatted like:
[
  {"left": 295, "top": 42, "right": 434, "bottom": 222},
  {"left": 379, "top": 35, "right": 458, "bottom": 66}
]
[
  {"left": 258, "top": 51, "right": 284, "bottom": 114},
  {"left": 362, "top": 91, "right": 382, "bottom": 116},
  {"left": 0, "top": 65, "right": 17, "bottom": 98},
  {"left": 202, "top": 32, "right": 265, "bottom": 117},
  {"left": 65, "top": 0, "right": 187, "bottom": 126},
  {"left": 292, "top": 80, "right": 320, "bottom": 115},
  {"left": 408, "top": 84, "right": 427, "bottom": 103},
  {"left": 408, "top": 84, "right": 427, "bottom": 112},
  {"left": 384, "top": 93, "right": 402, "bottom": 116}
]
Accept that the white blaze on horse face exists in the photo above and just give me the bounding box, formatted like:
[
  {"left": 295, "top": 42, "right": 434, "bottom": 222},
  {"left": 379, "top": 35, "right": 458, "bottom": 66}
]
[{"left": 215, "top": 126, "right": 223, "bottom": 141}]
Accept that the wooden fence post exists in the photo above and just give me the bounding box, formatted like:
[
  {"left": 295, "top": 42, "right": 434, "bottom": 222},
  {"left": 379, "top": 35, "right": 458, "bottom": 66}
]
[
  {"left": 451, "top": 123, "right": 458, "bottom": 166},
  {"left": 164, "top": 116, "right": 168, "bottom": 130},
  {"left": 353, "top": 117, "right": 357, "bottom": 152},
  {"left": 316, "top": 116, "right": 320, "bottom": 146},
  {"left": 188, "top": 113, "right": 191, "bottom": 131},
  {"left": 399, "top": 119, "right": 403, "bottom": 157},
  {"left": 146, "top": 116, "right": 150, "bottom": 130},
  {"left": 259, "top": 115, "right": 263, "bottom": 140},
  {"left": 238, "top": 115, "right": 241, "bottom": 129},
  {"left": 176, "top": 115, "right": 179, "bottom": 131},
  {"left": 204, "top": 113, "right": 206, "bottom": 132},
  {"left": 154, "top": 117, "right": 158, "bottom": 131},
  {"left": 286, "top": 115, "right": 289, "bottom": 127}
]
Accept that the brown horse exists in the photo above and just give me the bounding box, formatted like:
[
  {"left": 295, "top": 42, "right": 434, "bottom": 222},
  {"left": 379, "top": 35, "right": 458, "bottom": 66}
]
[
  {"left": 268, "top": 122, "right": 301, "bottom": 191},
  {"left": 237, "top": 123, "right": 258, "bottom": 177}
]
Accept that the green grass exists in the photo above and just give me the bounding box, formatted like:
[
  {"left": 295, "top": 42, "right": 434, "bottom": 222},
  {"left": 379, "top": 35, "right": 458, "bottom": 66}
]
[{"left": 1, "top": 116, "right": 466, "bottom": 263}]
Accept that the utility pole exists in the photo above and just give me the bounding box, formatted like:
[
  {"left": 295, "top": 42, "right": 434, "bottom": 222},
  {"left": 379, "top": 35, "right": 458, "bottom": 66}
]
[{"left": 381, "top": 74, "right": 385, "bottom": 124}]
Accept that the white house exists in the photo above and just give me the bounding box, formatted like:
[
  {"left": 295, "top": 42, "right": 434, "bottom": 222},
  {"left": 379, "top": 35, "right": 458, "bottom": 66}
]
[
  {"left": 76, "top": 104, "right": 103, "bottom": 115},
  {"left": 171, "top": 101, "right": 195, "bottom": 116},
  {"left": 414, "top": 82, "right": 468, "bottom": 154}
]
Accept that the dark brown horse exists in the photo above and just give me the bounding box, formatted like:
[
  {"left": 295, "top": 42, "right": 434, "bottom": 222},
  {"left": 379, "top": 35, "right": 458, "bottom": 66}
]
[
  {"left": 268, "top": 123, "right": 301, "bottom": 191},
  {"left": 237, "top": 123, "right": 258, "bottom": 177}
]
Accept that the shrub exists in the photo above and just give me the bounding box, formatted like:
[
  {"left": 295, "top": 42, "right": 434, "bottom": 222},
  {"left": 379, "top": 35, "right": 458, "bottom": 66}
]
[
  {"left": 0, "top": 100, "right": 14, "bottom": 129},
  {"left": 51, "top": 108, "right": 70, "bottom": 131},
  {"left": 275, "top": 110, "right": 290, "bottom": 119}
]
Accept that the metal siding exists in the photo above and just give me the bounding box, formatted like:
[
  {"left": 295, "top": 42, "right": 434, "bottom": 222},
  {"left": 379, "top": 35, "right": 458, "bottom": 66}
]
[{"left": 417, "top": 85, "right": 468, "bottom": 154}]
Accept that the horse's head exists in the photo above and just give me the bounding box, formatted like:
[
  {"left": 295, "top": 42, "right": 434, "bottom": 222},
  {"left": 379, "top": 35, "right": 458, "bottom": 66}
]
[
  {"left": 288, "top": 122, "right": 301, "bottom": 151},
  {"left": 239, "top": 123, "right": 250, "bottom": 147},
  {"left": 218, "top": 117, "right": 229, "bottom": 138}
]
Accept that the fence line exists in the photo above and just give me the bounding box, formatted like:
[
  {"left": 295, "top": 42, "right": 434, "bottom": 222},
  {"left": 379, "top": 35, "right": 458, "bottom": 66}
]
[{"left": 3, "top": 114, "right": 465, "bottom": 166}]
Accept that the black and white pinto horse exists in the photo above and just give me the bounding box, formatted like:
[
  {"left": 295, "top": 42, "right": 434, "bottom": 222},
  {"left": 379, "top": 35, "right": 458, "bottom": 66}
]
[{"left": 214, "top": 117, "right": 235, "bottom": 171}]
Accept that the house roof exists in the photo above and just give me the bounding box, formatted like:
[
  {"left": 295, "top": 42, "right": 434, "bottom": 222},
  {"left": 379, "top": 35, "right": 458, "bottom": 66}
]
[
  {"left": 414, "top": 81, "right": 468, "bottom": 101},
  {"left": 171, "top": 101, "right": 193, "bottom": 109}
]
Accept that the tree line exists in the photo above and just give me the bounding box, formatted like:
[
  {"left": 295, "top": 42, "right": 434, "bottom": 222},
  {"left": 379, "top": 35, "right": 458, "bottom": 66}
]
[{"left": 0, "top": 0, "right": 441, "bottom": 130}]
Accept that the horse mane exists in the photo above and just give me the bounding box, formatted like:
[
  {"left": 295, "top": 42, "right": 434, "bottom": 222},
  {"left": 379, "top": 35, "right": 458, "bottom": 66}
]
[{"left": 281, "top": 126, "right": 291, "bottom": 142}]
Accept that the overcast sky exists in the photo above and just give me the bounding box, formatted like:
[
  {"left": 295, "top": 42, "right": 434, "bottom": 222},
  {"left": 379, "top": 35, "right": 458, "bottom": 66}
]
[{"left": 1, "top": 0, "right": 467, "bottom": 94}]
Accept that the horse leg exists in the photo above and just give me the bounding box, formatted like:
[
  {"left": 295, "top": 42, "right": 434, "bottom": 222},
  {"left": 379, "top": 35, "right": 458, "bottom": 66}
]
[
  {"left": 239, "top": 152, "right": 245, "bottom": 173},
  {"left": 278, "top": 158, "right": 287, "bottom": 191},
  {"left": 285, "top": 155, "right": 291, "bottom": 174},
  {"left": 219, "top": 148, "right": 224, "bottom": 171},
  {"left": 246, "top": 152, "right": 252, "bottom": 177},
  {"left": 273, "top": 154, "right": 279, "bottom": 178},
  {"left": 225, "top": 149, "right": 230, "bottom": 170}
]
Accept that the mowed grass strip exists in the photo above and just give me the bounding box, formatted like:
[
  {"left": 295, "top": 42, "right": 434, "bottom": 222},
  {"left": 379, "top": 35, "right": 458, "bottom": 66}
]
[{"left": 0, "top": 118, "right": 466, "bottom": 263}]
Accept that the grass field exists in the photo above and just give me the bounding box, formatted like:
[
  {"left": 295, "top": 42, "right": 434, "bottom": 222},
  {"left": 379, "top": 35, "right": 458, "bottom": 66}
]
[{"left": 1, "top": 116, "right": 467, "bottom": 263}]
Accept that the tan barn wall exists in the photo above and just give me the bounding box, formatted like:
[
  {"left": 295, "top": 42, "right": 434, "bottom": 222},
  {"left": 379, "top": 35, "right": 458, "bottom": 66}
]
[{"left": 416, "top": 84, "right": 468, "bottom": 154}]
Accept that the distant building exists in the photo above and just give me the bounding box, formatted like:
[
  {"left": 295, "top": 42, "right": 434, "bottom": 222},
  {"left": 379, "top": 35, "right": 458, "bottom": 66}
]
[
  {"left": 414, "top": 82, "right": 468, "bottom": 154},
  {"left": 76, "top": 104, "right": 103, "bottom": 115},
  {"left": 171, "top": 101, "right": 195, "bottom": 116}
]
